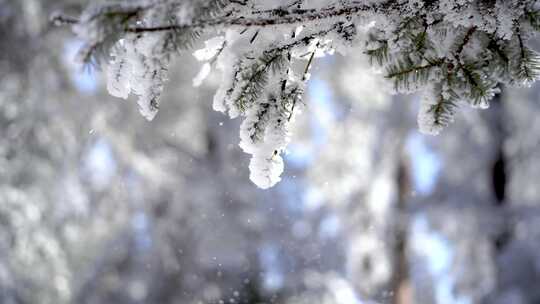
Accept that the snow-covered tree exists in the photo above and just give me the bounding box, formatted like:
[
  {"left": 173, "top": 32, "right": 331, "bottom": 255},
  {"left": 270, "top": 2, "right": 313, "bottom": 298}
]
[
  {"left": 55, "top": 0, "right": 540, "bottom": 188},
  {"left": 4, "top": 1, "right": 540, "bottom": 304},
  {"left": 2, "top": 2, "right": 351, "bottom": 303}
]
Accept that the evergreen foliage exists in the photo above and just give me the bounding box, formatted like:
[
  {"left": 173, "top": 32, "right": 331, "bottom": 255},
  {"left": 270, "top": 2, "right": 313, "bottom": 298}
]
[{"left": 56, "top": 0, "right": 540, "bottom": 188}]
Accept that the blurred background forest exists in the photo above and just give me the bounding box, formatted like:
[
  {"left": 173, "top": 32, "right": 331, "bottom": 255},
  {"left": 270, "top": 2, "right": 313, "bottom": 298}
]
[{"left": 1, "top": 1, "right": 539, "bottom": 304}]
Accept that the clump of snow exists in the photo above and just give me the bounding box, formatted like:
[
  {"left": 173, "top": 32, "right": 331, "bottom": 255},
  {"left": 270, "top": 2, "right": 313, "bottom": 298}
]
[
  {"left": 193, "top": 63, "right": 211, "bottom": 87},
  {"left": 106, "top": 33, "right": 169, "bottom": 121},
  {"left": 238, "top": 95, "right": 298, "bottom": 189},
  {"left": 193, "top": 36, "right": 225, "bottom": 61},
  {"left": 418, "top": 89, "right": 445, "bottom": 136}
]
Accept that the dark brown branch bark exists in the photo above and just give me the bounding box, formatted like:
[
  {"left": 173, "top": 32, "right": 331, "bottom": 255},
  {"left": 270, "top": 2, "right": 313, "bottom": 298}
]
[{"left": 125, "top": 1, "right": 400, "bottom": 33}]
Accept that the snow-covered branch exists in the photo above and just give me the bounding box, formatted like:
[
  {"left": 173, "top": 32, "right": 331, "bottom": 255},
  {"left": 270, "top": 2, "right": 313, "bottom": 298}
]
[{"left": 56, "top": 0, "right": 540, "bottom": 188}]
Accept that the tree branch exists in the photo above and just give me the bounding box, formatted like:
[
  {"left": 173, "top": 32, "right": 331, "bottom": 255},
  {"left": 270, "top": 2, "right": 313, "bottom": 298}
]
[{"left": 125, "top": 1, "right": 399, "bottom": 33}]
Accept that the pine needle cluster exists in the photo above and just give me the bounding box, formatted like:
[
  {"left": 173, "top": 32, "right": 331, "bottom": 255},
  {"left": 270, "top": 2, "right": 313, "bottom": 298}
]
[{"left": 365, "top": 1, "right": 540, "bottom": 133}]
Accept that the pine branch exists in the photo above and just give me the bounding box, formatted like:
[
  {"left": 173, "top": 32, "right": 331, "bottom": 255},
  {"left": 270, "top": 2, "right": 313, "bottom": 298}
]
[
  {"left": 283, "top": 84, "right": 304, "bottom": 121},
  {"left": 455, "top": 26, "right": 476, "bottom": 55},
  {"left": 231, "top": 23, "right": 338, "bottom": 113},
  {"left": 487, "top": 38, "right": 510, "bottom": 72},
  {"left": 411, "top": 30, "right": 430, "bottom": 53},
  {"left": 122, "top": 2, "right": 401, "bottom": 33},
  {"left": 249, "top": 101, "right": 271, "bottom": 143},
  {"left": 427, "top": 86, "right": 460, "bottom": 129},
  {"left": 163, "top": 26, "right": 202, "bottom": 54},
  {"left": 385, "top": 57, "right": 443, "bottom": 91},
  {"left": 418, "top": 83, "right": 461, "bottom": 135},
  {"left": 285, "top": 48, "right": 314, "bottom": 121},
  {"left": 459, "top": 63, "right": 497, "bottom": 107},
  {"left": 517, "top": 47, "right": 540, "bottom": 82},
  {"left": 74, "top": 8, "right": 141, "bottom": 66},
  {"left": 233, "top": 52, "right": 287, "bottom": 112},
  {"left": 365, "top": 40, "right": 389, "bottom": 66},
  {"left": 513, "top": 33, "right": 540, "bottom": 84},
  {"left": 526, "top": 10, "right": 540, "bottom": 31}
]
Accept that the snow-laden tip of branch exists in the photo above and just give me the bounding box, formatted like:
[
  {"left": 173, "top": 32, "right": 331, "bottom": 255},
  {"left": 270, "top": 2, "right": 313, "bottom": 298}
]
[
  {"left": 249, "top": 152, "right": 285, "bottom": 189},
  {"left": 418, "top": 90, "right": 445, "bottom": 136},
  {"left": 239, "top": 97, "right": 294, "bottom": 189},
  {"left": 418, "top": 85, "right": 461, "bottom": 136},
  {"left": 105, "top": 33, "right": 169, "bottom": 121}
]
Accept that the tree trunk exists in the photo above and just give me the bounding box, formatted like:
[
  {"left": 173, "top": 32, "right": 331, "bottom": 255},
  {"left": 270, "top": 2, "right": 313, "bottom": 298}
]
[{"left": 391, "top": 156, "right": 413, "bottom": 304}]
